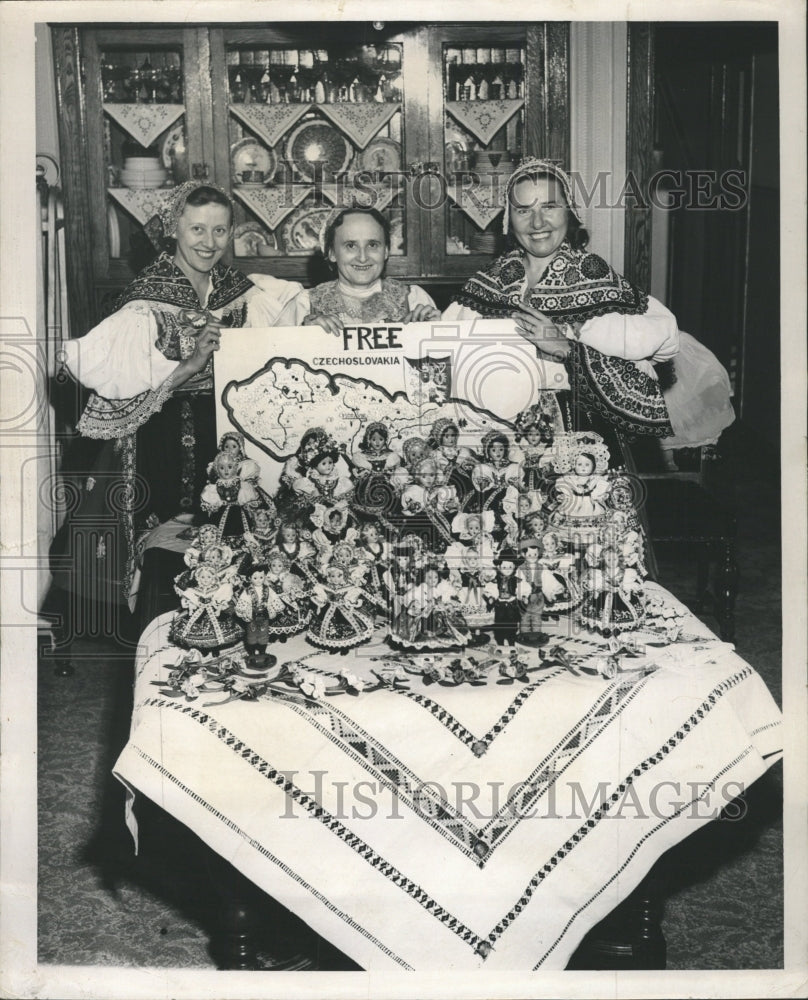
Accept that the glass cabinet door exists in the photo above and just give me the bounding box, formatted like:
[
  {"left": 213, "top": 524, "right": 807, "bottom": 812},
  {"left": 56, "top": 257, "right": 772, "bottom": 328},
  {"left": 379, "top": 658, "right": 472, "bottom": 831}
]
[
  {"left": 209, "top": 24, "right": 428, "bottom": 281},
  {"left": 421, "top": 25, "right": 526, "bottom": 277},
  {"left": 423, "top": 23, "right": 569, "bottom": 279},
  {"left": 81, "top": 27, "right": 208, "bottom": 283}
]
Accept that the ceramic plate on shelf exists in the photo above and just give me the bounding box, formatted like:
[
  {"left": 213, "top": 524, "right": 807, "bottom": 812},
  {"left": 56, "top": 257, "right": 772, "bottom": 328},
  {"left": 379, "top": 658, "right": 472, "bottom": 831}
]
[
  {"left": 107, "top": 203, "right": 121, "bottom": 258},
  {"left": 285, "top": 121, "right": 353, "bottom": 181},
  {"left": 231, "top": 137, "right": 278, "bottom": 185},
  {"left": 233, "top": 221, "right": 276, "bottom": 257},
  {"left": 388, "top": 209, "right": 405, "bottom": 255},
  {"left": 357, "top": 137, "right": 401, "bottom": 174},
  {"left": 444, "top": 139, "right": 468, "bottom": 174},
  {"left": 161, "top": 124, "right": 187, "bottom": 175},
  {"left": 280, "top": 205, "right": 333, "bottom": 255}
]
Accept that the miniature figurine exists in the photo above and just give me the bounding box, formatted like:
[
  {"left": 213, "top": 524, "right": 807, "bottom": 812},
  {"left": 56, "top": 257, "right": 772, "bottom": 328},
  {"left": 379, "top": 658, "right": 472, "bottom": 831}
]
[
  {"left": 351, "top": 421, "right": 401, "bottom": 475},
  {"left": 538, "top": 530, "right": 581, "bottom": 613},
  {"left": 389, "top": 565, "right": 470, "bottom": 650},
  {"left": 294, "top": 437, "right": 353, "bottom": 505},
  {"left": 578, "top": 544, "right": 646, "bottom": 636},
  {"left": 200, "top": 450, "right": 257, "bottom": 540},
  {"left": 263, "top": 549, "right": 311, "bottom": 641},
  {"left": 427, "top": 416, "right": 475, "bottom": 502},
  {"left": 170, "top": 561, "right": 243, "bottom": 654},
  {"left": 306, "top": 561, "right": 383, "bottom": 653},
  {"left": 468, "top": 431, "right": 521, "bottom": 516},
  {"left": 273, "top": 521, "right": 316, "bottom": 580},
  {"left": 513, "top": 404, "right": 556, "bottom": 494},
  {"left": 233, "top": 560, "right": 279, "bottom": 667},
  {"left": 399, "top": 456, "right": 459, "bottom": 551},
  {"left": 483, "top": 548, "right": 528, "bottom": 646}
]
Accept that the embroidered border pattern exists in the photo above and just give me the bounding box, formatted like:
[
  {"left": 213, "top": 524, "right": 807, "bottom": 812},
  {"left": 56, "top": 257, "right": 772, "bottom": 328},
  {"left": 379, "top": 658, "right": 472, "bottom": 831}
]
[
  {"left": 484, "top": 664, "right": 755, "bottom": 953},
  {"left": 131, "top": 745, "right": 413, "bottom": 969},
  {"left": 566, "top": 342, "right": 673, "bottom": 437},
  {"left": 533, "top": 746, "right": 755, "bottom": 968},
  {"left": 250, "top": 688, "right": 488, "bottom": 865},
  {"left": 480, "top": 674, "right": 652, "bottom": 852},
  {"left": 77, "top": 374, "right": 177, "bottom": 440},
  {"left": 138, "top": 697, "right": 486, "bottom": 953}
]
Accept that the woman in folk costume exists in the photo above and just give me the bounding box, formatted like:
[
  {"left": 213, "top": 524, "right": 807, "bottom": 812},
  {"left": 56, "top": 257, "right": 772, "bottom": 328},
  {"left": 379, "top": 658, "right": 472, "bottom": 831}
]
[
  {"left": 56, "top": 181, "right": 302, "bottom": 603},
  {"left": 277, "top": 206, "right": 439, "bottom": 332},
  {"left": 444, "top": 158, "right": 734, "bottom": 450}
]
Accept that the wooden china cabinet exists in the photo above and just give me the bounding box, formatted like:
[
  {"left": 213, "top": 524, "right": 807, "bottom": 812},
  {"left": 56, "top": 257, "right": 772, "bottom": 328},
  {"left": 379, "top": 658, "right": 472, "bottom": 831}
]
[{"left": 52, "top": 20, "right": 569, "bottom": 336}]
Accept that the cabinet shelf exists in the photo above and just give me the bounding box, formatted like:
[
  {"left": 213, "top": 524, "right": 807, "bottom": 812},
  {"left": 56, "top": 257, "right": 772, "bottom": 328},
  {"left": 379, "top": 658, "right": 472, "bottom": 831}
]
[{"left": 53, "top": 21, "right": 569, "bottom": 333}]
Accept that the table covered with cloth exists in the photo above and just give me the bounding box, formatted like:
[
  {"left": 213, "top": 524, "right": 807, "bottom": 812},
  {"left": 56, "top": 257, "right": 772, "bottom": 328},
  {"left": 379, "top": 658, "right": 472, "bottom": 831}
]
[{"left": 113, "top": 583, "right": 782, "bottom": 971}]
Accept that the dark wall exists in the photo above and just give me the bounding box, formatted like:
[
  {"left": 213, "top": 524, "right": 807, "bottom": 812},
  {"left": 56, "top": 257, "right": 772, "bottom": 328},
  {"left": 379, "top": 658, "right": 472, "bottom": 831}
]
[{"left": 655, "top": 23, "right": 779, "bottom": 451}]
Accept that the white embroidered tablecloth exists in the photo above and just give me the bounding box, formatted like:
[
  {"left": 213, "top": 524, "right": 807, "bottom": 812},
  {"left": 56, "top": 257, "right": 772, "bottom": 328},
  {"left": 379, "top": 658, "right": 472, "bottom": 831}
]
[{"left": 114, "top": 584, "right": 782, "bottom": 971}]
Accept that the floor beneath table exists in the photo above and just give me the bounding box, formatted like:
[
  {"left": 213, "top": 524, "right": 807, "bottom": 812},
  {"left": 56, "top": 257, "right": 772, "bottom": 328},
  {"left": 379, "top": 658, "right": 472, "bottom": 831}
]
[{"left": 37, "top": 425, "right": 783, "bottom": 969}]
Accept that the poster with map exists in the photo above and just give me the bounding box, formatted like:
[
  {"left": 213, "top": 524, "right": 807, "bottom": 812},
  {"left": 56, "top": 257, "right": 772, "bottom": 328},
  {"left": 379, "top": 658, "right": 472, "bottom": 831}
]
[{"left": 214, "top": 318, "right": 569, "bottom": 493}]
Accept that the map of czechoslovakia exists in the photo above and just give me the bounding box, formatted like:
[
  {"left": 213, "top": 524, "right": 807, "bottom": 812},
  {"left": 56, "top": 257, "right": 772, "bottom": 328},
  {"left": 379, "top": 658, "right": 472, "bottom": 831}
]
[{"left": 222, "top": 358, "right": 514, "bottom": 460}]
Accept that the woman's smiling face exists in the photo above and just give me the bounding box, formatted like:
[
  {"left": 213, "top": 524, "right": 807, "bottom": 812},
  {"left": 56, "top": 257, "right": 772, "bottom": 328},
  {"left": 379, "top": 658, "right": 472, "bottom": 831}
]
[
  {"left": 329, "top": 212, "right": 389, "bottom": 289},
  {"left": 509, "top": 176, "right": 569, "bottom": 260},
  {"left": 174, "top": 202, "right": 232, "bottom": 281}
]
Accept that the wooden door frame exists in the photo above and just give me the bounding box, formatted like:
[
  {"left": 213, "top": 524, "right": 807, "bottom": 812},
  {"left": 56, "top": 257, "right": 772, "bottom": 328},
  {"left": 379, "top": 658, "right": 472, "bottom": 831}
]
[
  {"left": 624, "top": 22, "right": 654, "bottom": 290},
  {"left": 52, "top": 25, "right": 97, "bottom": 338}
]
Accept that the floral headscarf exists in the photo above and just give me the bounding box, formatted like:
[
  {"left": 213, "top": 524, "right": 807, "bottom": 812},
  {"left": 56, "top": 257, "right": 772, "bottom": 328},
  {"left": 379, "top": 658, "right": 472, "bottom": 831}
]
[
  {"left": 144, "top": 180, "right": 232, "bottom": 249},
  {"left": 502, "top": 158, "right": 582, "bottom": 235}
]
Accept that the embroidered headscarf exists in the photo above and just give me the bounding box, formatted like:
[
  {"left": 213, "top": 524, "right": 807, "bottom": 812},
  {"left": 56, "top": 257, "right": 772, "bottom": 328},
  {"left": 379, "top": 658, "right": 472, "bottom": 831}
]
[
  {"left": 144, "top": 180, "right": 232, "bottom": 249},
  {"left": 502, "top": 158, "right": 582, "bottom": 235},
  {"left": 121, "top": 183, "right": 251, "bottom": 312}
]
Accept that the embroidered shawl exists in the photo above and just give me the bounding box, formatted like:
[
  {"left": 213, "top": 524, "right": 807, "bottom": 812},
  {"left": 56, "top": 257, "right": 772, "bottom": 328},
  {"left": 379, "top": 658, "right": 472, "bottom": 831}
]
[
  {"left": 309, "top": 278, "right": 410, "bottom": 324},
  {"left": 454, "top": 243, "right": 672, "bottom": 437},
  {"left": 78, "top": 255, "right": 253, "bottom": 441},
  {"left": 117, "top": 252, "right": 254, "bottom": 314}
]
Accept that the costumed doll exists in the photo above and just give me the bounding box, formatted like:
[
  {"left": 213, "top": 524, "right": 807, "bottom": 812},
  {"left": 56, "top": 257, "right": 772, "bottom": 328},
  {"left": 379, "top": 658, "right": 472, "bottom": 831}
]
[
  {"left": 263, "top": 548, "right": 311, "bottom": 641},
  {"left": 390, "top": 436, "right": 431, "bottom": 492},
  {"left": 216, "top": 430, "right": 274, "bottom": 513},
  {"left": 427, "top": 417, "right": 475, "bottom": 505},
  {"left": 513, "top": 402, "right": 558, "bottom": 496},
  {"left": 538, "top": 530, "right": 581, "bottom": 613},
  {"left": 546, "top": 434, "right": 612, "bottom": 548},
  {"left": 445, "top": 511, "right": 497, "bottom": 624},
  {"left": 450, "top": 544, "right": 496, "bottom": 636},
  {"left": 275, "top": 426, "right": 329, "bottom": 518},
  {"left": 468, "top": 431, "right": 521, "bottom": 520},
  {"left": 483, "top": 548, "right": 529, "bottom": 646},
  {"left": 351, "top": 421, "right": 401, "bottom": 476},
  {"left": 501, "top": 489, "right": 541, "bottom": 550},
  {"left": 183, "top": 522, "right": 220, "bottom": 571},
  {"left": 447, "top": 511, "right": 497, "bottom": 564},
  {"left": 170, "top": 561, "right": 243, "bottom": 654},
  {"left": 241, "top": 507, "right": 278, "bottom": 565},
  {"left": 310, "top": 503, "right": 358, "bottom": 569},
  {"left": 200, "top": 450, "right": 257, "bottom": 541},
  {"left": 516, "top": 538, "right": 548, "bottom": 646},
  {"left": 399, "top": 457, "right": 459, "bottom": 552},
  {"left": 233, "top": 560, "right": 279, "bottom": 667},
  {"left": 386, "top": 539, "right": 419, "bottom": 619},
  {"left": 355, "top": 520, "right": 393, "bottom": 618},
  {"left": 350, "top": 421, "right": 402, "bottom": 524},
  {"left": 578, "top": 544, "right": 646, "bottom": 636},
  {"left": 390, "top": 565, "right": 470, "bottom": 651},
  {"left": 179, "top": 532, "right": 241, "bottom": 593},
  {"left": 274, "top": 521, "right": 316, "bottom": 581},
  {"left": 294, "top": 436, "right": 353, "bottom": 507},
  {"left": 306, "top": 560, "right": 383, "bottom": 654}
]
